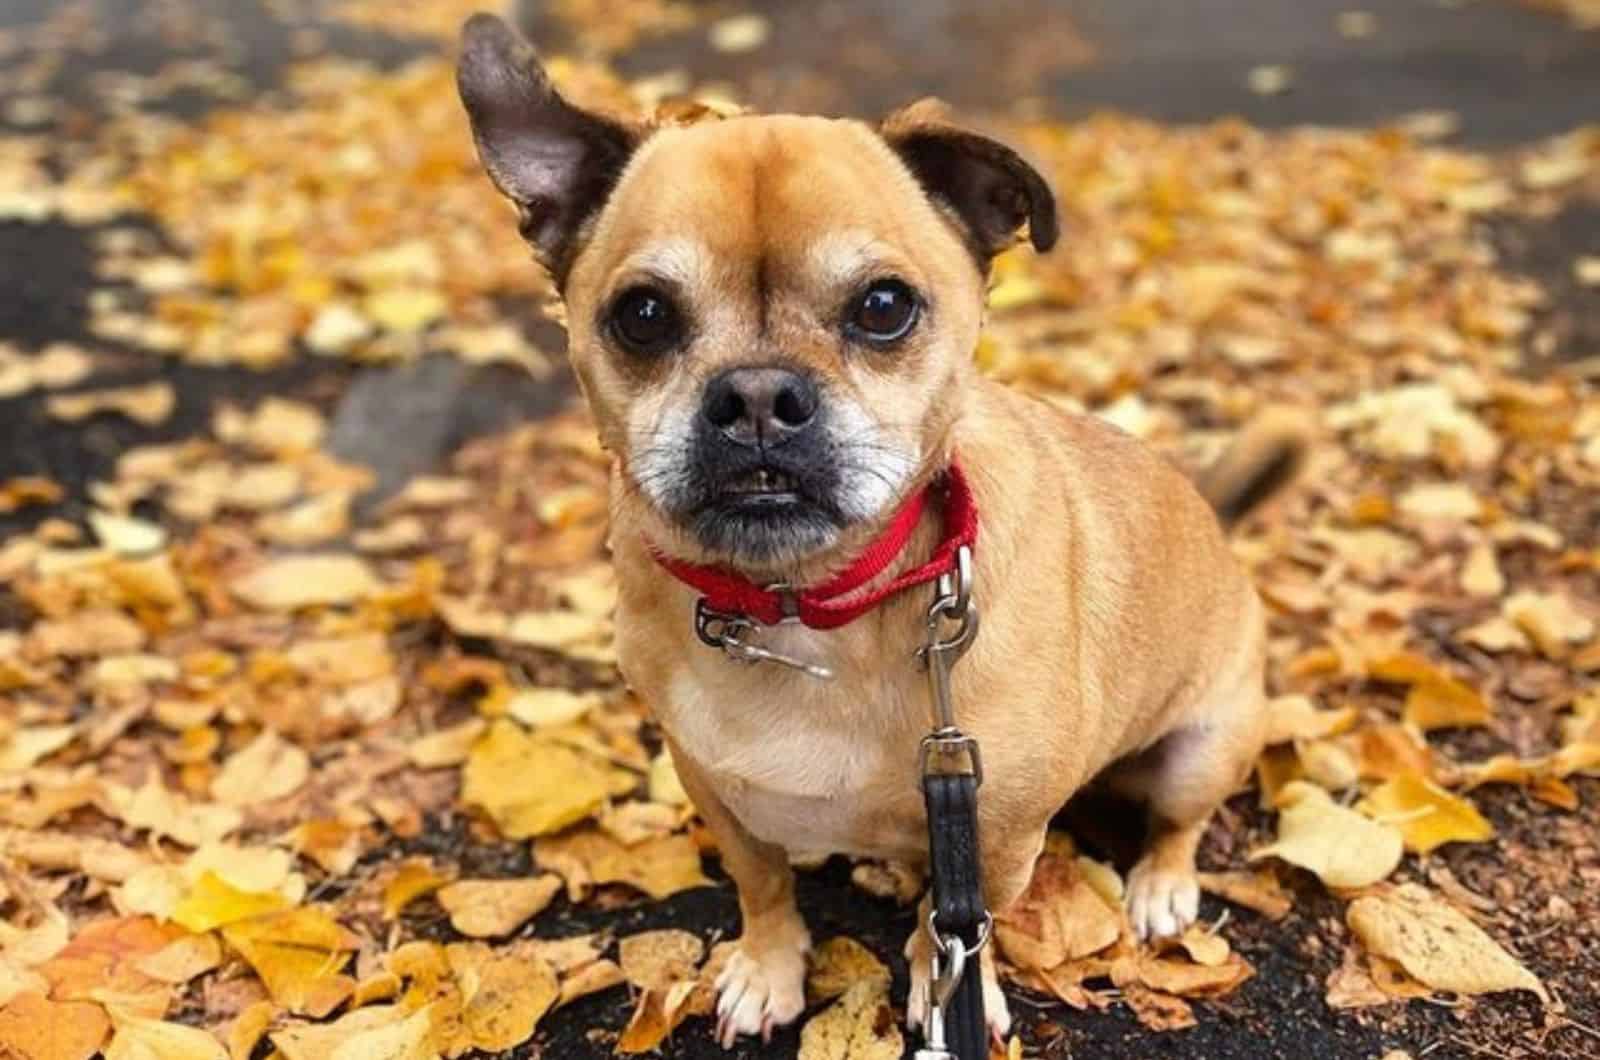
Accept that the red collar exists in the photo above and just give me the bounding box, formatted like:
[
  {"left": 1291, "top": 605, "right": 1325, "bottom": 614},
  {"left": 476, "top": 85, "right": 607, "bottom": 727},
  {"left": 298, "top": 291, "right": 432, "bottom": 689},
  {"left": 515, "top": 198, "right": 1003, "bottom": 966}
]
[{"left": 649, "top": 463, "right": 978, "bottom": 631}]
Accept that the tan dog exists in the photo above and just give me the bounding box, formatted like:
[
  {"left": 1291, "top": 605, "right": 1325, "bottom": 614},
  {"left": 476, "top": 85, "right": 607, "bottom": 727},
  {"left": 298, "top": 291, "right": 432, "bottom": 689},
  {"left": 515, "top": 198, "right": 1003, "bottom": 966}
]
[{"left": 459, "top": 14, "right": 1296, "bottom": 1047}]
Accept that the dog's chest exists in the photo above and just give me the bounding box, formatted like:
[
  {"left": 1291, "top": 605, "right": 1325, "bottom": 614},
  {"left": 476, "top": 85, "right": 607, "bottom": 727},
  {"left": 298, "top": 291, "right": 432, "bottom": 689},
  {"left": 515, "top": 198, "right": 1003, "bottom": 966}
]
[{"left": 659, "top": 632, "right": 927, "bottom": 859}]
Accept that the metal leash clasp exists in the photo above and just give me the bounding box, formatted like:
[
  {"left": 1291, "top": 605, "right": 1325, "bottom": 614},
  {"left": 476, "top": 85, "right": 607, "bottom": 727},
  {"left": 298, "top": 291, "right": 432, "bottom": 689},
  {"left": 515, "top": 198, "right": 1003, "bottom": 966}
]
[
  {"left": 693, "top": 598, "right": 834, "bottom": 680},
  {"left": 917, "top": 545, "right": 981, "bottom": 782}
]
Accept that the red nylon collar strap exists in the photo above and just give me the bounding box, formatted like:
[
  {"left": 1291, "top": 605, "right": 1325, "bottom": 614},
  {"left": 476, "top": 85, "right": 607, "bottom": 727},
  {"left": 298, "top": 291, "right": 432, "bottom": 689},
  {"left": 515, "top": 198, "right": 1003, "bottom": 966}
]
[{"left": 650, "top": 463, "right": 978, "bottom": 631}]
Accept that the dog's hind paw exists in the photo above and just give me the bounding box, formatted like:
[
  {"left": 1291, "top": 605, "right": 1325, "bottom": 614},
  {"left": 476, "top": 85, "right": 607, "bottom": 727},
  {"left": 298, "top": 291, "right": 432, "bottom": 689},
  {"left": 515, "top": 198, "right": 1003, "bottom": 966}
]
[
  {"left": 1126, "top": 861, "right": 1200, "bottom": 940},
  {"left": 713, "top": 940, "right": 807, "bottom": 1048}
]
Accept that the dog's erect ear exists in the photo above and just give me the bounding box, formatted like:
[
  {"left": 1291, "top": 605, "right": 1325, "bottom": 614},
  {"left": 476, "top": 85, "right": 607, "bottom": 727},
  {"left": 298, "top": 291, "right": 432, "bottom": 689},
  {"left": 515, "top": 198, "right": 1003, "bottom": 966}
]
[
  {"left": 881, "top": 99, "right": 1058, "bottom": 266},
  {"left": 457, "top": 13, "right": 641, "bottom": 279}
]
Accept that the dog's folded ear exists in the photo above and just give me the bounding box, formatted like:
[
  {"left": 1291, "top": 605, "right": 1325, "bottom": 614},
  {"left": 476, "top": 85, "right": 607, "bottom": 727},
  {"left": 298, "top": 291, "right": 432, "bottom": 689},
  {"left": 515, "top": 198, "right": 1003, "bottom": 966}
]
[
  {"left": 881, "top": 99, "right": 1058, "bottom": 266},
  {"left": 457, "top": 13, "right": 641, "bottom": 280}
]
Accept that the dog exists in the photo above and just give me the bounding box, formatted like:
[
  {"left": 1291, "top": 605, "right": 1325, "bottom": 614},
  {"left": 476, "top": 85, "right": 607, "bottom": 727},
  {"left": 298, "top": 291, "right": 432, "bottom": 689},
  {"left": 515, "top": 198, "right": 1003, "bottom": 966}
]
[{"left": 458, "top": 13, "right": 1299, "bottom": 1047}]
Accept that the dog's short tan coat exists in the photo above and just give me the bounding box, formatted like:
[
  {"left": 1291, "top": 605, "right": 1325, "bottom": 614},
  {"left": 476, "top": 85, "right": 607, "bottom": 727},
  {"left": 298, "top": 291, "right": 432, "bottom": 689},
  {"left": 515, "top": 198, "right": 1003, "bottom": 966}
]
[{"left": 459, "top": 14, "right": 1294, "bottom": 1045}]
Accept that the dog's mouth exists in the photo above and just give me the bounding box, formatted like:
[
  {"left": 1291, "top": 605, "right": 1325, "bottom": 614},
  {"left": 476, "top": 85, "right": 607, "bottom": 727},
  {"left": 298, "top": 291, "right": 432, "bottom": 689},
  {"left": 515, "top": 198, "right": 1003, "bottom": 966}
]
[{"left": 719, "top": 467, "right": 801, "bottom": 500}]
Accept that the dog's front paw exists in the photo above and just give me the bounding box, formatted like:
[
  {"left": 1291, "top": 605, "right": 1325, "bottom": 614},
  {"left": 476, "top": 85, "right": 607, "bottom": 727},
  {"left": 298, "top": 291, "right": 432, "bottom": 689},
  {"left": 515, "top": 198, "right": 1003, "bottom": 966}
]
[
  {"left": 713, "top": 939, "right": 808, "bottom": 1048},
  {"left": 1126, "top": 860, "right": 1200, "bottom": 939},
  {"left": 905, "top": 931, "right": 1011, "bottom": 1044}
]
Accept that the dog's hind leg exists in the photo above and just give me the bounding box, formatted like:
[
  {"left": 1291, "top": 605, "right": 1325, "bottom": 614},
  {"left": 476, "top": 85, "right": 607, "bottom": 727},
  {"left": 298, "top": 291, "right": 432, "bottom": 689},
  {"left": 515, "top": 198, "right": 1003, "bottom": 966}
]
[{"left": 1107, "top": 684, "right": 1266, "bottom": 938}]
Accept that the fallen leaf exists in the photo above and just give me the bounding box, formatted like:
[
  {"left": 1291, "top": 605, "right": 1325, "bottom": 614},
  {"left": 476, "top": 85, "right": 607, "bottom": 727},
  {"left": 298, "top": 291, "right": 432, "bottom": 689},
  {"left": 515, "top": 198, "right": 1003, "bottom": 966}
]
[
  {"left": 462, "top": 720, "right": 637, "bottom": 839},
  {"left": 171, "top": 871, "right": 291, "bottom": 933},
  {"left": 1358, "top": 770, "right": 1494, "bottom": 853},
  {"left": 211, "top": 730, "right": 310, "bottom": 806},
  {"left": 534, "top": 828, "right": 711, "bottom": 901},
  {"left": 222, "top": 907, "right": 358, "bottom": 1017},
  {"left": 0, "top": 992, "right": 109, "bottom": 1059},
  {"left": 1197, "top": 870, "right": 1292, "bottom": 920},
  {"left": 435, "top": 876, "right": 562, "bottom": 938},
  {"left": 47, "top": 383, "right": 175, "bottom": 426},
  {"left": 797, "top": 978, "right": 902, "bottom": 1060},
  {"left": 381, "top": 858, "right": 451, "bottom": 920},
  {"left": 1347, "top": 883, "right": 1548, "bottom": 1001},
  {"left": 1250, "top": 781, "right": 1403, "bottom": 888},
  {"left": 232, "top": 554, "right": 380, "bottom": 610},
  {"left": 104, "top": 1012, "right": 227, "bottom": 1060},
  {"left": 807, "top": 937, "right": 890, "bottom": 1004}
]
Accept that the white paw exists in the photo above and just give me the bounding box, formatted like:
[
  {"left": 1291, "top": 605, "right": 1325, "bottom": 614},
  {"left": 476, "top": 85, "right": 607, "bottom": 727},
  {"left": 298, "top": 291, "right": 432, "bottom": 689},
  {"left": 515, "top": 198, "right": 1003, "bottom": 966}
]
[
  {"left": 906, "top": 942, "right": 1011, "bottom": 1044},
  {"left": 1126, "top": 863, "right": 1200, "bottom": 940},
  {"left": 713, "top": 942, "right": 807, "bottom": 1048}
]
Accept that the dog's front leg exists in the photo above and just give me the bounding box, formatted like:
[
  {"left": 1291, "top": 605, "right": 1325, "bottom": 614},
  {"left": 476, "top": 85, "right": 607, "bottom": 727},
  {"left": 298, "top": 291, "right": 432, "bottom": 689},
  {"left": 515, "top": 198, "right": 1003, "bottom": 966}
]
[
  {"left": 666, "top": 738, "right": 810, "bottom": 1047},
  {"left": 905, "top": 822, "right": 1045, "bottom": 1045}
]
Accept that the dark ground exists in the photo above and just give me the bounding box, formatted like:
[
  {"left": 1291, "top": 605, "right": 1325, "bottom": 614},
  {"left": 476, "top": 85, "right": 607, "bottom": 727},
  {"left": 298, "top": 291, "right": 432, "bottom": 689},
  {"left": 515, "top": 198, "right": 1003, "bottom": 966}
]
[{"left": 2, "top": 2, "right": 1598, "bottom": 1058}]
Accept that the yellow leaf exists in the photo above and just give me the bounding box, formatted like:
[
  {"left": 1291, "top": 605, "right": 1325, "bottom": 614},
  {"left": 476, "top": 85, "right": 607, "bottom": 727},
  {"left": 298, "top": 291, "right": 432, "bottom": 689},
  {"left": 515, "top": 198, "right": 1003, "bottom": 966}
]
[
  {"left": 1358, "top": 771, "right": 1494, "bottom": 853},
  {"left": 89, "top": 511, "right": 166, "bottom": 556},
  {"left": 797, "top": 979, "right": 902, "bottom": 1060},
  {"left": 534, "top": 828, "right": 711, "bottom": 901},
  {"left": 104, "top": 1013, "right": 227, "bottom": 1060},
  {"left": 462, "top": 720, "right": 637, "bottom": 839},
  {"left": 0, "top": 992, "right": 109, "bottom": 1060},
  {"left": 382, "top": 858, "right": 451, "bottom": 920},
  {"left": 47, "top": 383, "right": 174, "bottom": 426},
  {"left": 504, "top": 688, "right": 601, "bottom": 728},
  {"left": 210, "top": 730, "right": 310, "bottom": 806},
  {"left": 407, "top": 718, "right": 486, "bottom": 769},
  {"left": 231, "top": 554, "right": 379, "bottom": 610},
  {"left": 272, "top": 1004, "right": 433, "bottom": 1060},
  {"left": 1249, "top": 781, "right": 1403, "bottom": 889},
  {"left": 1264, "top": 695, "right": 1358, "bottom": 745},
  {"left": 1348, "top": 883, "right": 1548, "bottom": 1001},
  {"left": 222, "top": 907, "right": 358, "bottom": 1017},
  {"left": 171, "top": 871, "right": 291, "bottom": 933},
  {"left": 806, "top": 937, "right": 890, "bottom": 1005},
  {"left": 618, "top": 930, "right": 704, "bottom": 992},
  {"left": 435, "top": 876, "right": 562, "bottom": 938},
  {"left": 1402, "top": 677, "right": 1490, "bottom": 732}
]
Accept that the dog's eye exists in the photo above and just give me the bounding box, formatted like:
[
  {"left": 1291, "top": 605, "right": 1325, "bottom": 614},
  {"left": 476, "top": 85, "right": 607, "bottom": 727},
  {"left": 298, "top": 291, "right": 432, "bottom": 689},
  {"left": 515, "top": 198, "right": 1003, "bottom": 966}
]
[
  {"left": 848, "top": 279, "right": 919, "bottom": 344},
  {"left": 609, "top": 286, "right": 682, "bottom": 355}
]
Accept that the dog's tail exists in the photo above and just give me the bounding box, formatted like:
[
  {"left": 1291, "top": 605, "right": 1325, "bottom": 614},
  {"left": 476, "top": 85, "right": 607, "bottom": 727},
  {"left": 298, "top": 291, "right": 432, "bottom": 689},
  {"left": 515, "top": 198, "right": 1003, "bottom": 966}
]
[{"left": 1195, "top": 406, "right": 1310, "bottom": 529}]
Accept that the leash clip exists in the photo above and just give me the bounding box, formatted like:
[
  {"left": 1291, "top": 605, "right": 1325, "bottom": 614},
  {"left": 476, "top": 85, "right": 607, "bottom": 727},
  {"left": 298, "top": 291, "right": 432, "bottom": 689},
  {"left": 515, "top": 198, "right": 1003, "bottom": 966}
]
[{"left": 693, "top": 599, "right": 834, "bottom": 680}]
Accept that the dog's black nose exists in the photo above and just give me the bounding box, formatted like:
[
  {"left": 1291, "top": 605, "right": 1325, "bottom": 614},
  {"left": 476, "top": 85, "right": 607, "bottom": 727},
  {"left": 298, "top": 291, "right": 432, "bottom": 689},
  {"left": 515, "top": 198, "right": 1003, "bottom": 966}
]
[{"left": 701, "top": 367, "right": 819, "bottom": 446}]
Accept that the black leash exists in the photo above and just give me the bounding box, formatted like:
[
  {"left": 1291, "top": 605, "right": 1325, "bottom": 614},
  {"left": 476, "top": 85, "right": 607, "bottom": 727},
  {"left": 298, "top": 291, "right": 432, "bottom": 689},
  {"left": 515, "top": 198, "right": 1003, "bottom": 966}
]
[{"left": 915, "top": 546, "right": 992, "bottom": 1060}]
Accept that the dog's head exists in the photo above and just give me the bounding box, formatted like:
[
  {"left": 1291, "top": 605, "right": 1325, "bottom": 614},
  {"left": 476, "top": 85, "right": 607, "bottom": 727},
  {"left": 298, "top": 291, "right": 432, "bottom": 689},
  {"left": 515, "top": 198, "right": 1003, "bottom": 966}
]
[{"left": 458, "top": 14, "right": 1055, "bottom": 572}]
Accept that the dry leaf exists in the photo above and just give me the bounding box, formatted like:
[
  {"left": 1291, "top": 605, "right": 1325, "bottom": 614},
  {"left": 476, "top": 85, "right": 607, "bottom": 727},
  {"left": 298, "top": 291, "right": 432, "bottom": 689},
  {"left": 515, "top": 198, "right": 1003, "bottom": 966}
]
[
  {"left": 232, "top": 554, "right": 379, "bottom": 610},
  {"left": 104, "top": 1013, "right": 227, "bottom": 1060},
  {"left": 1358, "top": 771, "right": 1494, "bottom": 853},
  {"left": 1348, "top": 884, "right": 1548, "bottom": 1001},
  {"left": 211, "top": 730, "right": 310, "bottom": 806},
  {"left": 435, "top": 876, "right": 562, "bottom": 938},
  {"left": 797, "top": 978, "right": 902, "bottom": 1060},
  {"left": 47, "top": 383, "right": 175, "bottom": 425},
  {"left": 807, "top": 937, "right": 890, "bottom": 1005},
  {"left": 462, "top": 720, "right": 637, "bottom": 839},
  {"left": 381, "top": 858, "right": 452, "bottom": 920},
  {"left": 222, "top": 907, "right": 358, "bottom": 1017},
  {"left": 1250, "top": 781, "right": 1403, "bottom": 888},
  {"left": 534, "top": 828, "right": 711, "bottom": 901},
  {"left": 0, "top": 992, "right": 110, "bottom": 1060},
  {"left": 1197, "top": 870, "right": 1292, "bottom": 920}
]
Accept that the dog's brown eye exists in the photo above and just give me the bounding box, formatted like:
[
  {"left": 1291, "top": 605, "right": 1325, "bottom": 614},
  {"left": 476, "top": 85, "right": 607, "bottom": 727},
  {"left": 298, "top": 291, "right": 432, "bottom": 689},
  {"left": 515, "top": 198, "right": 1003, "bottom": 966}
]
[
  {"left": 849, "top": 279, "right": 919, "bottom": 344},
  {"left": 609, "top": 286, "right": 682, "bottom": 355}
]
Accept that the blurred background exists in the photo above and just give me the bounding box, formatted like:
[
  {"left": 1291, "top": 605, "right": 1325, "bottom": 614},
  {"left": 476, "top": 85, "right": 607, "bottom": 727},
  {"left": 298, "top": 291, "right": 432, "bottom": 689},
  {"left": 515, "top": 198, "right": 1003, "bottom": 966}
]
[{"left": 2, "top": 0, "right": 1596, "bottom": 526}]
